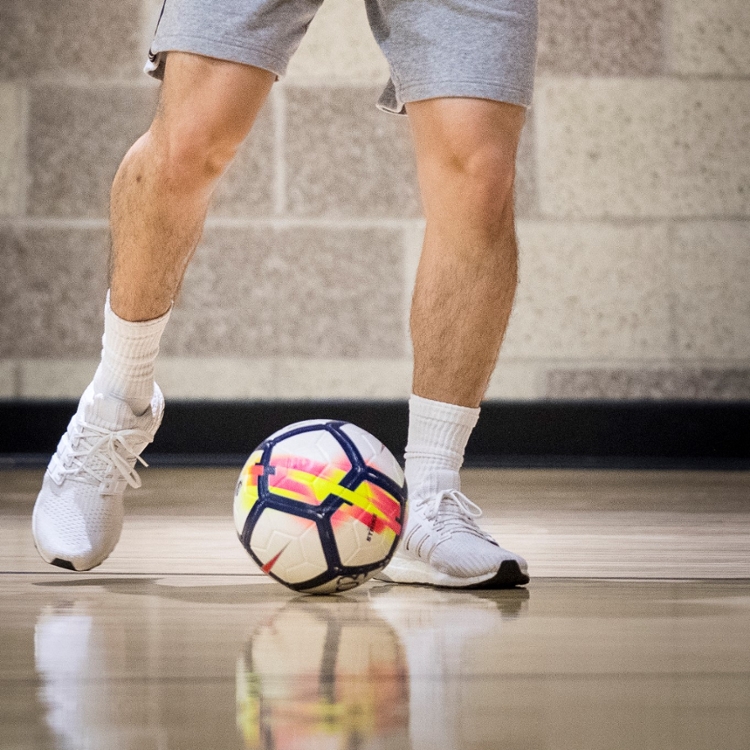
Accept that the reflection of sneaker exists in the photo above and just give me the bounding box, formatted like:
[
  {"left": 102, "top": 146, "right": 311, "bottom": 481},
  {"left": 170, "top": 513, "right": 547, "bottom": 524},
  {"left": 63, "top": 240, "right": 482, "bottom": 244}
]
[
  {"left": 369, "top": 582, "right": 524, "bottom": 750},
  {"left": 35, "top": 603, "right": 94, "bottom": 746},
  {"left": 465, "top": 587, "right": 530, "bottom": 619},
  {"left": 378, "top": 490, "right": 529, "bottom": 588},
  {"left": 32, "top": 383, "right": 164, "bottom": 571}
]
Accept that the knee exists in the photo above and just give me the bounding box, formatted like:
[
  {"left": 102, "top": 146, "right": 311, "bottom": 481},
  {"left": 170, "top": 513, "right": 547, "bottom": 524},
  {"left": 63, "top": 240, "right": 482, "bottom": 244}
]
[
  {"left": 442, "top": 141, "right": 517, "bottom": 231},
  {"left": 414, "top": 101, "right": 524, "bottom": 236},
  {"left": 147, "top": 119, "right": 242, "bottom": 189}
]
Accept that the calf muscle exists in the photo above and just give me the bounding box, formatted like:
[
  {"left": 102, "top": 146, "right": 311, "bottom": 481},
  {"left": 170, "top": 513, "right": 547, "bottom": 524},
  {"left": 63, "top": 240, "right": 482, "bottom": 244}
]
[{"left": 108, "top": 52, "right": 274, "bottom": 322}]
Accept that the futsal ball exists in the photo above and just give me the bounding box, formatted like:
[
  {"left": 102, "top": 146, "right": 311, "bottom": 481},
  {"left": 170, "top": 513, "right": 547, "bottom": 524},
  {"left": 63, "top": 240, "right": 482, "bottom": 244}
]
[{"left": 234, "top": 420, "right": 408, "bottom": 594}]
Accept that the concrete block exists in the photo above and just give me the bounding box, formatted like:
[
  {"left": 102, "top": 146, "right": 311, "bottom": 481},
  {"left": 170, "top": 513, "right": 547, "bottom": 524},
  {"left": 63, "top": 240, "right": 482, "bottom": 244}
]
[
  {"left": 165, "top": 225, "right": 406, "bottom": 358},
  {"left": 0, "top": 228, "right": 108, "bottom": 357},
  {"left": 269, "top": 358, "right": 411, "bottom": 399},
  {"left": 285, "top": 0, "right": 390, "bottom": 84},
  {"left": 0, "top": 361, "right": 17, "bottom": 398},
  {"left": 538, "top": 0, "right": 664, "bottom": 75},
  {"left": 0, "top": 0, "right": 144, "bottom": 80},
  {"left": 546, "top": 366, "right": 750, "bottom": 399},
  {"left": 0, "top": 84, "right": 24, "bottom": 216},
  {"left": 485, "top": 360, "right": 542, "bottom": 400},
  {"left": 536, "top": 79, "right": 750, "bottom": 218},
  {"left": 503, "top": 222, "right": 672, "bottom": 358},
  {"left": 669, "top": 0, "right": 750, "bottom": 75},
  {"left": 154, "top": 358, "right": 275, "bottom": 399},
  {"left": 28, "top": 85, "right": 158, "bottom": 218},
  {"left": 672, "top": 221, "right": 750, "bottom": 358},
  {"left": 19, "top": 359, "right": 97, "bottom": 398},
  {"left": 286, "top": 86, "right": 421, "bottom": 218}
]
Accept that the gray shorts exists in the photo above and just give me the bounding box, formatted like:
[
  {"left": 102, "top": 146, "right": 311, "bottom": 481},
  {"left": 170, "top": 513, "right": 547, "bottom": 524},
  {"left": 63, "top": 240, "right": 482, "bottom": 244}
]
[{"left": 146, "top": 0, "right": 538, "bottom": 114}]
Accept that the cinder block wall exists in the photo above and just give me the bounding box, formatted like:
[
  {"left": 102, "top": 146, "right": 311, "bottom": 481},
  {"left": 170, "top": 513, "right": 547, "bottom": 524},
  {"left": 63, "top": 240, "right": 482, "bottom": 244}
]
[{"left": 1, "top": 0, "right": 749, "bottom": 402}]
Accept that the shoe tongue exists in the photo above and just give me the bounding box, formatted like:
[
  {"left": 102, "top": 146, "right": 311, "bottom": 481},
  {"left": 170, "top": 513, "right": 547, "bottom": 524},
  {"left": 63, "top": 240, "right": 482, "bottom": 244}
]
[{"left": 432, "top": 469, "right": 461, "bottom": 495}]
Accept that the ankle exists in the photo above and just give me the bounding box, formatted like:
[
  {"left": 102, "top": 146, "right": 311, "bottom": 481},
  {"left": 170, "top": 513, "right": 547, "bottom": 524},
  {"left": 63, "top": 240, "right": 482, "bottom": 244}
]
[
  {"left": 92, "top": 291, "right": 171, "bottom": 414},
  {"left": 404, "top": 394, "right": 479, "bottom": 501}
]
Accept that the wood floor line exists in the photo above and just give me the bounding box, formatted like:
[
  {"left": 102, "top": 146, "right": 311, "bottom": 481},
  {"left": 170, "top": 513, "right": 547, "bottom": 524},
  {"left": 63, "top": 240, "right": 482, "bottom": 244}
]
[
  {"left": 3, "top": 468, "right": 749, "bottom": 578},
  {"left": 4, "top": 515, "right": 750, "bottom": 576}
]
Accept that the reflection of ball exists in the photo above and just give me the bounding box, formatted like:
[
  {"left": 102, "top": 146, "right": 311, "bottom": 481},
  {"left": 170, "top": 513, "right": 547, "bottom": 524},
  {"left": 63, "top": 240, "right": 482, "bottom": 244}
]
[
  {"left": 234, "top": 420, "right": 408, "bottom": 594},
  {"left": 236, "top": 599, "right": 410, "bottom": 749}
]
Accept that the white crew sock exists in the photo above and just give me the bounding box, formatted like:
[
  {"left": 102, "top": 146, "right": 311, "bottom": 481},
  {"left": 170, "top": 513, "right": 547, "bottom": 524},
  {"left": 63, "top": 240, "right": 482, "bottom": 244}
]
[
  {"left": 92, "top": 291, "right": 171, "bottom": 416},
  {"left": 404, "top": 394, "right": 480, "bottom": 502}
]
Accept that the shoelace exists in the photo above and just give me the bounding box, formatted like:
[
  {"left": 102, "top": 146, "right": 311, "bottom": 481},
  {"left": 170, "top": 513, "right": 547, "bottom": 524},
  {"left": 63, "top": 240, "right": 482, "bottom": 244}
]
[
  {"left": 57, "top": 420, "right": 152, "bottom": 488},
  {"left": 417, "top": 489, "right": 491, "bottom": 541}
]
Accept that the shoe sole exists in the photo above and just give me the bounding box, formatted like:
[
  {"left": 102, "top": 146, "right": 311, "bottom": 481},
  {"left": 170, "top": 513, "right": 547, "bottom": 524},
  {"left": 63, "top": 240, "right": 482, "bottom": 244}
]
[
  {"left": 377, "top": 557, "right": 529, "bottom": 589},
  {"left": 50, "top": 557, "right": 78, "bottom": 571}
]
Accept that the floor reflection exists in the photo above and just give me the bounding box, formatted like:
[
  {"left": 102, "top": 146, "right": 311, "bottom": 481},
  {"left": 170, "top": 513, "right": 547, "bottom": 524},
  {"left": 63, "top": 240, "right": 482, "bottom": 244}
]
[
  {"left": 236, "top": 586, "right": 529, "bottom": 750},
  {"left": 370, "top": 586, "right": 529, "bottom": 750},
  {"left": 237, "top": 597, "right": 410, "bottom": 749},
  {"left": 31, "top": 583, "right": 530, "bottom": 750},
  {"left": 35, "top": 603, "right": 96, "bottom": 750},
  {"left": 30, "top": 579, "right": 750, "bottom": 750},
  {"left": 34, "top": 602, "right": 152, "bottom": 750}
]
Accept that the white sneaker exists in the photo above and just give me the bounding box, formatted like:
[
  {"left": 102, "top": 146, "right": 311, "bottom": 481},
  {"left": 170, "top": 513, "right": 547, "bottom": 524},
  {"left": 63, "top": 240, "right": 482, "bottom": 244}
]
[
  {"left": 377, "top": 490, "right": 529, "bottom": 588},
  {"left": 32, "top": 383, "right": 164, "bottom": 571}
]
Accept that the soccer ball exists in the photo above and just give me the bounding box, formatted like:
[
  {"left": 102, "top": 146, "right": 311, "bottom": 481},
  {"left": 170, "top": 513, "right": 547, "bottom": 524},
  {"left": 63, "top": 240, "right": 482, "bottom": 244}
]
[{"left": 234, "top": 420, "right": 408, "bottom": 594}]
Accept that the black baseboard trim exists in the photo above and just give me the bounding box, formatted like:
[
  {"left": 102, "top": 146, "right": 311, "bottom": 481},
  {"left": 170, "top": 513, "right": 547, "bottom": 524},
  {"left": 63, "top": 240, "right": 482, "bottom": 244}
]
[{"left": 1, "top": 400, "right": 749, "bottom": 470}]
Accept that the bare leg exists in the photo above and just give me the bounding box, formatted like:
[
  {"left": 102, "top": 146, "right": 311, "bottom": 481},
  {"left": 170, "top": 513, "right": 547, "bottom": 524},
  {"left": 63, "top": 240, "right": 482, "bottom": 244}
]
[
  {"left": 32, "top": 53, "right": 276, "bottom": 573},
  {"left": 407, "top": 98, "right": 526, "bottom": 408},
  {"left": 381, "top": 98, "right": 530, "bottom": 589},
  {"left": 109, "top": 52, "right": 275, "bottom": 321}
]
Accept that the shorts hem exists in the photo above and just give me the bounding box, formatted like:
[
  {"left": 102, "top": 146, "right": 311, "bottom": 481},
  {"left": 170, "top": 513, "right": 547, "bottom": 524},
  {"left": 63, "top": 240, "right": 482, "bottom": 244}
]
[
  {"left": 378, "top": 79, "right": 533, "bottom": 115},
  {"left": 146, "top": 34, "right": 289, "bottom": 80}
]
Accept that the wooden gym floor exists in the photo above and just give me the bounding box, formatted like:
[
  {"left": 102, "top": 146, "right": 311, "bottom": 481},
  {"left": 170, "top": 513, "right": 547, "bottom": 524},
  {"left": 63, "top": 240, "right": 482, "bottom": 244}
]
[{"left": 1, "top": 467, "right": 749, "bottom": 749}]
